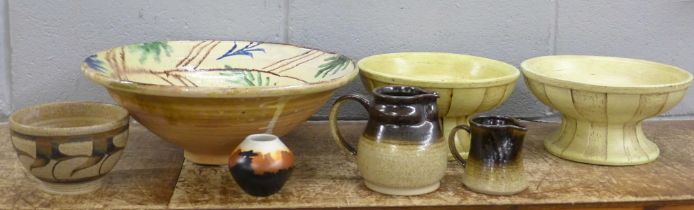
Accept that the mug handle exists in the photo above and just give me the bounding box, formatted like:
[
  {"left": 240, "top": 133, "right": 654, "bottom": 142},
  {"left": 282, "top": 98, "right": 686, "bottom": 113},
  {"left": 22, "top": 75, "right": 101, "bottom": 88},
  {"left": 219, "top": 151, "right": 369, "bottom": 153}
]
[
  {"left": 448, "top": 124, "right": 471, "bottom": 167},
  {"left": 329, "top": 94, "right": 372, "bottom": 156}
]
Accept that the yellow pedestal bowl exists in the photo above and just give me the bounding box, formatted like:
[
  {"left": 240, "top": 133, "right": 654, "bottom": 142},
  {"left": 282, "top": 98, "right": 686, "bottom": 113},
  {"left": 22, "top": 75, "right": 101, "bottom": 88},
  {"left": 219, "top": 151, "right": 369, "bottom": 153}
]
[
  {"left": 358, "top": 52, "right": 520, "bottom": 158},
  {"left": 522, "top": 55, "right": 692, "bottom": 165},
  {"left": 82, "top": 41, "right": 358, "bottom": 165}
]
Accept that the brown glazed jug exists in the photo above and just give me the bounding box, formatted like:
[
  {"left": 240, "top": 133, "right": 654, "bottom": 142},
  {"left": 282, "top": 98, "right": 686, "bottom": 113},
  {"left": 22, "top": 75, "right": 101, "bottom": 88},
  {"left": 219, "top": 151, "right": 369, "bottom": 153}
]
[
  {"left": 328, "top": 86, "right": 448, "bottom": 196},
  {"left": 449, "top": 116, "right": 528, "bottom": 195}
]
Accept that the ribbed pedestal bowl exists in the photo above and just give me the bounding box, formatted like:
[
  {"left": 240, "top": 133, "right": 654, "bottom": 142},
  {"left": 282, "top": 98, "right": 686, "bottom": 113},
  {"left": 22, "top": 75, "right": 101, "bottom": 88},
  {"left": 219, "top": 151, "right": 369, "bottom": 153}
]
[
  {"left": 358, "top": 52, "right": 520, "bottom": 158},
  {"left": 82, "top": 41, "right": 357, "bottom": 165},
  {"left": 522, "top": 55, "right": 692, "bottom": 165}
]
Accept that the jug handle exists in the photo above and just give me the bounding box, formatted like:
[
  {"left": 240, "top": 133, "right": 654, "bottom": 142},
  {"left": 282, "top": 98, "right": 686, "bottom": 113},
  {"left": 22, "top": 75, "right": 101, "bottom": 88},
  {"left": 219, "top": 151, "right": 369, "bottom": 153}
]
[
  {"left": 448, "top": 124, "right": 470, "bottom": 167},
  {"left": 329, "top": 94, "right": 372, "bottom": 156}
]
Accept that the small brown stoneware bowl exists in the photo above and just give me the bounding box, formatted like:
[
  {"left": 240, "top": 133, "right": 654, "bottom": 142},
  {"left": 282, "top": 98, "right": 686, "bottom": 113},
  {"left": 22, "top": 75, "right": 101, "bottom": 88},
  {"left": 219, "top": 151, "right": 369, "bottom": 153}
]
[{"left": 9, "top": 102, "right": 129, "bottom": 194}]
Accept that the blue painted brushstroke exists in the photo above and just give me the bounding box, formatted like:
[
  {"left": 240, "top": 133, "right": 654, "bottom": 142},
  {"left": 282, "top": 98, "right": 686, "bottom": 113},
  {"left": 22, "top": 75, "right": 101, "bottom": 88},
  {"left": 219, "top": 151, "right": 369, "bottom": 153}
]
[
  {"left": 85, "top": 55, "right": 107, "bottom": 72},
  {"left": 217, "top": 41, "right": 265, "bottom": 60}
]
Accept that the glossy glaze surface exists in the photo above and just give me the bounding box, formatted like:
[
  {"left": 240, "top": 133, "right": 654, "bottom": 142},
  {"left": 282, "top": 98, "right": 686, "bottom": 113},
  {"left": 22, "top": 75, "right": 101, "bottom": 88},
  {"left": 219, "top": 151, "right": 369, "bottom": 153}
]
[
  {"left": 522, "top": 55, "right": 693, "bottom": 165},
  {"left": 82, "top": 41, "right": 358, "bottom": 165},
  {"left": 9, "top": 102, "right": 129, "bottom": 194},
  {"left": 329, "top": 86, "right": 448, "bottom": 195},
  {"left": 358, "top": 52, "right": 519, "bottom": 159},
  {"left": 229, "top": 134, "right": 294, "bottom": 197}
]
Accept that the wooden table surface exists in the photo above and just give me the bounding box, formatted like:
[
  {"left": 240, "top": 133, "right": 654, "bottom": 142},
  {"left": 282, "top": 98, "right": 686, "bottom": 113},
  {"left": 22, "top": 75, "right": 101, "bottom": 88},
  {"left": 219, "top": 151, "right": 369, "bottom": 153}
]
[{"left": 1, "top": 120, "right": 693, "bottom": 209}]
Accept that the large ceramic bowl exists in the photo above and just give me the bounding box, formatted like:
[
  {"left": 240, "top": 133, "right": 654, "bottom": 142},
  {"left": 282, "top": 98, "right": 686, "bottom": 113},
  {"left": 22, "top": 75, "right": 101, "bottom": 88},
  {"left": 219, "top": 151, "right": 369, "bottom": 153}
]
[
  {"left": 522, "top": 55, "right": 692, "bottom": 165},
  {"left": 10, "top": 102, "right": 129, "bottom": 194},
  {"left": 82, "top": 41, "right": 358, "bottom": 165},
  {"left": 358, "top": 52, "right": 520, "bottom": 158}
]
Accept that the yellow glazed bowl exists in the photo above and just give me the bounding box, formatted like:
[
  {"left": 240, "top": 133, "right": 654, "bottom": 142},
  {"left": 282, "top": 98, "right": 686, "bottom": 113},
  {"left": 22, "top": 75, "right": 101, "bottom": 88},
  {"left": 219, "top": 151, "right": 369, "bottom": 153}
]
[
  {"left": 10, "top": 102, "right": 129, "bottom": 194},
  {"left": 82, "top": 41, "right": 358, "bottom": 165},
  {"left": 522, "top": 55, "right": 692, "bottom": 165},
  {"left": 358, "top": 52, "right": 520, "bottom": 158}
]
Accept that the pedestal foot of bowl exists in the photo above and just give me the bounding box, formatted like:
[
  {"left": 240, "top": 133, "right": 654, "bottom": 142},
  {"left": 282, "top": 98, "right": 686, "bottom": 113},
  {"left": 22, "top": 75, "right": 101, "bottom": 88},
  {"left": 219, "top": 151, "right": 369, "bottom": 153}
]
[
  {"left": 544, "top": 117, "right": 659, "bottom": 166},
  {"left": 442, "top": 116, "right": 471, "bottom": 159},
  {"left": 184, "top": 151, "right": 229, "bottom": 165},
  {"left": 364, "top": 180, "right": 440, "bottom": 196},
  {"left": 38, "top": 178, "right": 103, "bottom": 195}
]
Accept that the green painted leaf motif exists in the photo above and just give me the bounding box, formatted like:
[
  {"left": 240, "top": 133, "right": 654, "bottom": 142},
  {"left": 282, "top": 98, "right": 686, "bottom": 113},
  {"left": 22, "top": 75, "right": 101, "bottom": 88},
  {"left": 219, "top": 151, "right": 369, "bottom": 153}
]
[
  {"left": 220, "top": 65, "right": 274, "bottom": 87},
  {"left": 129, "top": 41, "right": 172, "bottom": 64},
  {"left": 314, "top": 55, "right": 351, "bottom": 78}
]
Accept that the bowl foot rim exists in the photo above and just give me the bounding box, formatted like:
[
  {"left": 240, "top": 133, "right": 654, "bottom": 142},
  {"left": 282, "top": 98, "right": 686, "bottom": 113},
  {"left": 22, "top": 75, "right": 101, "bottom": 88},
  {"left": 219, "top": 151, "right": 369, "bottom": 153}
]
[
  {"left": 364, "top": 180, "right": 440, "bottom": 196},
  {"left": 544, "top": 118, "right": 660, "bottom": 166},
  {"left": 184, "top": 150, "right": 230, "bottom": 165},
  {"left": 37, "top": 178, "right": 103, "bottom": 195}
]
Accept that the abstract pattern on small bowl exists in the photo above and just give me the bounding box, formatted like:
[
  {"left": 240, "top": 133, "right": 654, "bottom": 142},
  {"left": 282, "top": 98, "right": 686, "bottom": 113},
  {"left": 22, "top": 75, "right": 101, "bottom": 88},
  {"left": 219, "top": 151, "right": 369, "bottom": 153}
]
[
  {"left": 81, "top": 41, "right": 358, "bottom": 165},
  {"left": 9, "top": 102, "right": 130, "bottom": 194},
  {"left": 229, "top": 134, "right": 294, "bottom": 197}
]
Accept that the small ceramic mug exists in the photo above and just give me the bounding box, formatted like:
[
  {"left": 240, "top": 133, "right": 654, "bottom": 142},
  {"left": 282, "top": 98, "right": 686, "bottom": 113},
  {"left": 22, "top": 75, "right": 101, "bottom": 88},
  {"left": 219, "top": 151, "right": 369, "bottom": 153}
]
[{"left": 449, "top": 116, "right": 528, "bottom": 195}]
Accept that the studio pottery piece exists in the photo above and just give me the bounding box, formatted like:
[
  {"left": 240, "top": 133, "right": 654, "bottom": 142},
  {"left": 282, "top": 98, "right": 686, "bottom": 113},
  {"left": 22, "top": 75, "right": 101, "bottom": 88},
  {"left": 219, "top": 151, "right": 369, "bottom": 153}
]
[
  {"left": 449, "top": 116, "right": 528, "bottom": 195},
  {"left": 329, "top": 86, "right": 448, "bottom": 196},
  {"left": 522, "top": 55, "right": 692, "bottom": 165},
  {"left": 9, "top": 102, "right": 129, "bottom": 194},
  {"left": 358, "top": 52, "right": 520, "bottom": 159},
  {"left": 82, "top": 41, "right": 358, "bottom": 165},
  {"left": 229, "top": 134, "right": 294, "bottom": 197}
]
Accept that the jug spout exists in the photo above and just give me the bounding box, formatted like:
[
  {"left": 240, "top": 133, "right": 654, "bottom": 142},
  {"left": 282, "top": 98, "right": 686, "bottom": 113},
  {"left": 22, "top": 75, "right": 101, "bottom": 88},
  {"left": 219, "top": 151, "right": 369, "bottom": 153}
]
[
  {"left": 370, "top": 86, "right": 440, "bottom": 126},
  {"left": 362, "top": 86, "right": 443, "bottom": 144},
  {"left": 471, "top": 116, "right": 527, "bottom": 132},
  {"left": 373, "top": 86, "right": 438, "bottom": 104}
]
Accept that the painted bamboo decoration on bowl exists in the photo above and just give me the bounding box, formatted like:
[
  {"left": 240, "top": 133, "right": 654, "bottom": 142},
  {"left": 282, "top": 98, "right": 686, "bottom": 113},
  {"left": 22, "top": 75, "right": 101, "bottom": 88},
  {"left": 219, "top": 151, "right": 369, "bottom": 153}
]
[
  {"left": 228, "top": 134, "right": 294, "bottom": 196},
  {"left": 82, "top": 40, "right": 358, "bottom": 165},
  {"left": 329, "top": 86, "right": 448, "bottom": 196}
]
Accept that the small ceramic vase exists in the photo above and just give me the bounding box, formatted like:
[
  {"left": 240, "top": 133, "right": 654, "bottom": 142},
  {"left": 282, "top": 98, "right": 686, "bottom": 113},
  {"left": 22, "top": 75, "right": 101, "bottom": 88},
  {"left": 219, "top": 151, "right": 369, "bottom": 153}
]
[
  {"left": 9, "top": 102, "right": 130, "bottom": 194},
  {"left": 449, "top": 116, "right": 528, "bottom": 195},
  {"left": 329, "top": 86, "right": 448, "bottom": 196},
  {"left": 228, "top": 134, "right": 294, "bottom": 196}
]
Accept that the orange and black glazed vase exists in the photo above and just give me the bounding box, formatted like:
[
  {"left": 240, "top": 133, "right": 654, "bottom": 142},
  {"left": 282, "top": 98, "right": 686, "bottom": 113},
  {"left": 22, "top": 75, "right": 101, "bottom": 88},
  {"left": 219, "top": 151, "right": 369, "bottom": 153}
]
[{"left": 228, "top": 134, "right": 294, "bottom": 196}]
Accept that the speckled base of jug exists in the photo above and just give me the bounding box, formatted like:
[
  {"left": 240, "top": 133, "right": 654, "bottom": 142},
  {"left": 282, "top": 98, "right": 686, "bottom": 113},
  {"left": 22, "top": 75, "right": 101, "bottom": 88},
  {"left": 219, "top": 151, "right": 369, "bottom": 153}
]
[
  {"left": 357, "top": 138, "right": 448, "bottom": 196},
  {"left": 462, "top": 157, "right": 527, "bottom": 195},
  {"left": 37, "top": 178, "right": 103, "bottom": 195}
]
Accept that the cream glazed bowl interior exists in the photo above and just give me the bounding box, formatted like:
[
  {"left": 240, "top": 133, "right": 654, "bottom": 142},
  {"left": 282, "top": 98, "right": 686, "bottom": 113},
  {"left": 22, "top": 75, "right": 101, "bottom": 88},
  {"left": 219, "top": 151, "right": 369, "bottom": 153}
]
[
  {"left": 522, "top": 55, "right": 692, "bottom": 165},
  {"left": 81, "top": 41, "right": 358, "bottom": 165}
]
